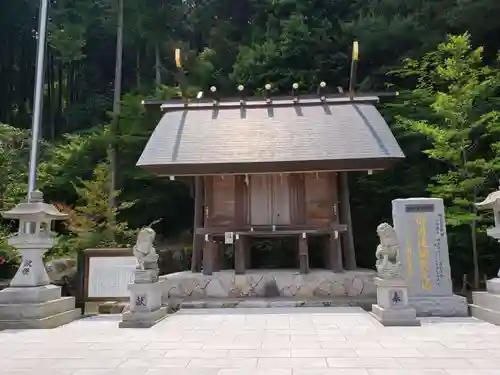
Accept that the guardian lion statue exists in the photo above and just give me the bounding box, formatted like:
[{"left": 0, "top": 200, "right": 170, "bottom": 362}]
[
  {"left": 133, "top": 227, "right": 159, "bottom": 271},
  {"left": 375, "top": 223, "right": 403, "bottom": 279}
]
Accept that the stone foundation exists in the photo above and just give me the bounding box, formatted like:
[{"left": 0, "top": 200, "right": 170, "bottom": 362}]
[
  {"left": 161, "top": 269, "right": 377, "bottom": 301},
  {"left": 0, "top": 285, "right": 80, "bottom": 329},
  {"left": 409, "top": 295, "right": 468, "bottom": 317},
  {"left": 471, "top": 278, "right": 500, "bottom": 325}
]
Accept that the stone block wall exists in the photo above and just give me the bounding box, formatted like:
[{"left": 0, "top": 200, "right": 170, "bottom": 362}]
[{"left": 161, "top": 269, "right": 377, "bottom": 300}]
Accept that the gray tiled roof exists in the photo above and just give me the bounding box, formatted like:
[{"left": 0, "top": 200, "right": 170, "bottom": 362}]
[{"left": 137, "top": 101, "right": 405, "bottom": 175}]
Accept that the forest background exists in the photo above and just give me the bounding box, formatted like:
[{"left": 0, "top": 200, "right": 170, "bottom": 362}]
[{"left": 2, "top": 0, "right": 500, "bottom": 289}]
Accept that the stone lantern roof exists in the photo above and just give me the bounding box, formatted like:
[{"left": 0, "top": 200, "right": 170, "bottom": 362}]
[
  {"left": 1, "top": 191, "right": 67, "bottom": 221},
  {"left": 476, "top": 188, "right": 500, "bottom": 210}
]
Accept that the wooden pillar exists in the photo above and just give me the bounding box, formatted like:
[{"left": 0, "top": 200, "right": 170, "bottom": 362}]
[
  {"left": 329, "top": 172, "right": 344, "bottom": 272},
  {"left": 213, "top": 241, "right": 223, "bottom": 272},
  {"left": 244, "top": 242, "right": 251, "bottom": 269},
  {"left": 235, "top": 175, "right": 249, "bottom": 272},
  {"left": 219, "top": 243, "right": 225, "bottom": 270},
  {"left": 191, "top": 176, "right": 203, "bottom": 273},
  {"left": 328, "top": 231, "right": 343, "bottom": 272},
  {"left": 235, "top": 235, "right": 246, "bottom": 274},
  {"left": 323, "top": 235, "right": 332, "bottom": 269},
  {"left": 202, "top": 235, "right": 215, "bottom": 275},
  {"left": 299, "top": 233, "right": 309, "bottom": 274},
  {"left": 339, "top": 172, "right": 357, "bottom": 270}
]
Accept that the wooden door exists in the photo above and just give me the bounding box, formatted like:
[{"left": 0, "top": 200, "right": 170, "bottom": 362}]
[
  {"left": 250, "top": 174, "right": 291, "bottom": 225},
  {"left": 305, "top": 172, "right": 335, "bottom": 227},
  {"left": 209, "top": 176, "right": 236, "bottom": 226},
  {"left": 272, "top": 174, "right": 290, "bottom": 225},
  {"left": 250, "top": 175, "right": 272, "bottom": 225}
]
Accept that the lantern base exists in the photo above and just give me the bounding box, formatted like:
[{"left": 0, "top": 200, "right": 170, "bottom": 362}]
[{"left": 0, "top": 285, "right": 80, "bottom": 329}]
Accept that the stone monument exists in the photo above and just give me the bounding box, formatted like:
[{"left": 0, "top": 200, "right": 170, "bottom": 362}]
[
  {"left": 120, "top": 227, "right": 168, "bottom": 328},
  {"left": 392, "top": 198, "right": 468, "bottom": 316},
  {"left": 371, "top": 223, "right": 420, "bottom": 326},
  {"left": 0, "top": 191, "right": 80, "bottom": 329},
  {"left": 471, "top": 187, "right": 500, "bottom": 325}
]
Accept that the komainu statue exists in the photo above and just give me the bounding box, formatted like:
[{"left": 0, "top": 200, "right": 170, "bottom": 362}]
[
  {"left": 133, "top": 227, "right": 159, "bottom": 282},
  {"left": 375, "top": 223, "right": 403, "bottom": 279}
]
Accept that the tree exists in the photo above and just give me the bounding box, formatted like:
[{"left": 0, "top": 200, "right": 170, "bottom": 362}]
[
  {"left": 53, "top": 162, "right": 136, "bottom": 255},
  {"left": 392, "top": 33, "right": 500, "bottom": 287},
  {"left": 3, "top": 0, "right": 500, "bottom": 278},
  {"left": 0, "top": 124, "right": 31, "bottom": 209},
  {"left": 0, "top": 124, "right": 31, "bottom": 265}
]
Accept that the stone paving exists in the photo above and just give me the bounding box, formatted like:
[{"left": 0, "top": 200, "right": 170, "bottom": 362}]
[{"left": 1, "top": 307, "right": 500, "bottom": 374}]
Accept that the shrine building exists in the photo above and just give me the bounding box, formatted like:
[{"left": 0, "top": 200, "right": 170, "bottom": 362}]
[{"left": 137, "top": 87, "right": 405, "bottom": 276}]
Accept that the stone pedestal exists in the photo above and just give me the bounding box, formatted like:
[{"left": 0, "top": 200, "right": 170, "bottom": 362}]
[
  {"left": 471, "top": 278, "right": 500, "bottom": 325},
  {"left": 410, "top": 295, "right": 468, "bottom": 317},
  {"left": 0, "top": 285, "right": 80, "bottom": 329},
  {"left": 120, "top": 277, "right": 168, "bottom": 328},
  {"left": 371, "top": 277, "right": 420, "bottom": 326}
]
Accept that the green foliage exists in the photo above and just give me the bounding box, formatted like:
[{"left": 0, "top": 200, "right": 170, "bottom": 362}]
[
  {"left": 49, "top": 162, "right": 137, "bottom": 258},
  {"left": 386, "top": 33, "right": 500, "bottom": 282},
  {"left": 2, "top": 0, "right": 500, "bottom": 283},
  {"left": 0, "top": 124, "right": 31, "bottom": 209},
  {"left": 393, "top": 33, "right": 500, "bottom": 226},
  {"left": 0, "top": 124, "right": 32, "bottom": 267}
]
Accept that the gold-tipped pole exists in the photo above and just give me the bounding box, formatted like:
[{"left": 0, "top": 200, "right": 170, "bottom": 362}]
[
  {"left": 175, "top": 48, "right": 182, "bottom": 69},
  {"left": 174, "top": 48, "right": 188, "bottom": 102},
  {"left": 349, "top": 41, "right": 359, "bottom": 99}
]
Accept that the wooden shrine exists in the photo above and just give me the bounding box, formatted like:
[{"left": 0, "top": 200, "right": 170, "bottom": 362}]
[{"left": 137, "top": 43, "right": 405, "bottom": 276}]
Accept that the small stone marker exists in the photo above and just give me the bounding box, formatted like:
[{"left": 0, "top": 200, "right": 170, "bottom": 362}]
[
  {"left": 392, "top": 198, "right": 467, "bottom": 316},
  {"left": 372, "top": 278, "right": 420, "bottom": 326}
]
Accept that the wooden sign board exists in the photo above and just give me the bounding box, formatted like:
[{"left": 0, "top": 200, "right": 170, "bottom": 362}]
[{"left": 81, "top": 248, "right": 136, "bottom": 302}]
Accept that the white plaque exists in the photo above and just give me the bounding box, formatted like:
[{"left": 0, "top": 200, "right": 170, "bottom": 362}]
[
  {"left": 224, "top": 232, "right": 234, "bottom": 244},
  {"left": 87, "top": 256, "right": 136, "bottom": 298}
]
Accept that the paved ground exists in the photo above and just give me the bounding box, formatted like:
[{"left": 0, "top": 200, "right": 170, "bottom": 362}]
[{"left": 1, "top": 307, "right": 500, "bottom": 375}]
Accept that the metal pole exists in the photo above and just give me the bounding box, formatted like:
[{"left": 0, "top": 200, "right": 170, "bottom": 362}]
[{"left": 27, "top": 0, "right": 49, "bottom": 198}]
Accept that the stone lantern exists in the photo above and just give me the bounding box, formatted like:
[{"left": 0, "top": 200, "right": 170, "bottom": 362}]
[
  {"left": 471, "top": 186, "right": 500, "bottom": 325},
  {"left": 477, "top": 186, "right": 500, "bottom": 286},
  {"left": 0, "top": 191, "right": 79, "bottom": 329},
  {"left": 2, "top": 190, "right": 67, "bottom": 287},
  {"left": 476, "top": 187, "right": 500, "bottom": 247}
]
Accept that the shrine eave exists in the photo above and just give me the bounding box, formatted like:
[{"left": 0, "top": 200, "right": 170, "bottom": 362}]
[{"left": 137, "top": 101, "right": 405, "bottom": 176}]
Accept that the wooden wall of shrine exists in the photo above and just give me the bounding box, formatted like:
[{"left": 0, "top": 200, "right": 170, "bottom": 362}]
[
  {"left": 205, "top": 172, "right": 338, "bottom": 228},
  {"left": 191, "top": 172, "right": 357, "bottom": 275}
]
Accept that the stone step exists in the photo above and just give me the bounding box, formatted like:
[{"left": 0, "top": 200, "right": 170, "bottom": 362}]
[
  {"left": 0, "top": 297, "right": 76, "bottom": 320},
  {"left": 470, "top": 304, "right": 500, "bottom": 326},
  {"left": 0, "top": 285, "right": 62, "bottom": 304},
  {"left": 177, "top": 298, "right": 376, "bottom": 310},
  {"left": 0, "top": 308, "right": 81, "bottom": 329},
  {"left": 472, "top": 291, "right": 500, "bottom": 312},
  {"left": 98, "top": 301, "right": 128, "bottom": 314},
  {"left": 371, "top": 304, "right": 420, "bottom": 327},
  {"left": 408, "top": 294, "right": 469, "bottom": 317},
  {"left": 122, "top": 306, "right": 167, "bottom": 322},
  {"left": 119, "top": 306, "right": 168, "bottom": 328}
]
